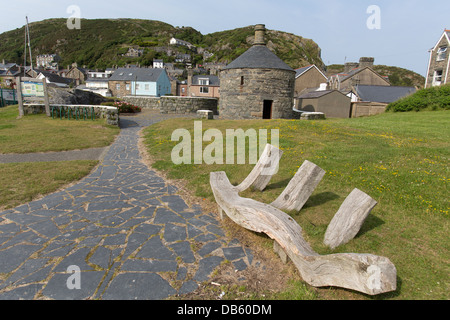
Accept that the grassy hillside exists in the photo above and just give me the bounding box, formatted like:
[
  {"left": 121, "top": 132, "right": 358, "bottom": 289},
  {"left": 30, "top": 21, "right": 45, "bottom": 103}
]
[{"left": 0, "top": 18, "right": 323, "bottom": 71}]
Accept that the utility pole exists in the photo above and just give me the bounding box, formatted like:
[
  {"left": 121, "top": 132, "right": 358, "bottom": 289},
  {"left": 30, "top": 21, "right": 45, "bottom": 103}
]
[{"left": 23, "top": 16, "right": 33, "bottom": 75}]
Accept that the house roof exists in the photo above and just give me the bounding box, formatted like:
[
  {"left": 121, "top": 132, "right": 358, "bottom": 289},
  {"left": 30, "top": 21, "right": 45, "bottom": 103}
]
[
  {"left": 432, "top": 29, "right": 450, "bottom": 50},
  {"left": 298, "top": 89, "right": 348, "bottom": 99},
  {"left": 355, "top": 85, "right": 416, "bottom": 103},
  {"left": 223, "top": 45, "right": 294, "bottom": 72},
  {"left": 192, "top": 75, "right": 220, "bottom": 86},
  {"left": 108, "top": 68, "right": 165, "bottom": 82},
  {"left": 39, "top": 71, "right": 74, "bottom": 85},
  {"left": 330, "top": 67, "right": 389, "bottom": 84},
  {"left": 295, "top": 65, "right": 328, "bottom": 80}
]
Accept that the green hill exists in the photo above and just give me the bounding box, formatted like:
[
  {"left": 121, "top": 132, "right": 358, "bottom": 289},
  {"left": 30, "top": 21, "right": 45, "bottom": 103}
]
[{"left": 0, "top": 18, "right": 323, "bottom": 71}]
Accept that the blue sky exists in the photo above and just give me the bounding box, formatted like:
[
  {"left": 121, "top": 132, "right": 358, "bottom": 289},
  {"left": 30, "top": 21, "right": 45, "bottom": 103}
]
[{"left": 2, "top": 0, "right": 449, "bottom": 76}]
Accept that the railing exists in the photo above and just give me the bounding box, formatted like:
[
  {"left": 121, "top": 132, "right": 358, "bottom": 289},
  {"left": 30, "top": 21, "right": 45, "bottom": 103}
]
[
  {"left": 51, "top": 105, "right": 96, "bottom": 121},
  {"left": 23, "top": 103, "right": 120, "bottom": 126}
]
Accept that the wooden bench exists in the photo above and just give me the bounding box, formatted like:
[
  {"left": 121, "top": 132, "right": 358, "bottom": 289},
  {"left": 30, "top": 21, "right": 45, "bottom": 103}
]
[
  {"left": 235, "top": 144, "right": 283, "bottom": 192},
  {"left": 210, "top": 171, "right": 397, "bottom": 295},
  {"left": 324, "top": 188, "right": 378, "bottom": 249}
]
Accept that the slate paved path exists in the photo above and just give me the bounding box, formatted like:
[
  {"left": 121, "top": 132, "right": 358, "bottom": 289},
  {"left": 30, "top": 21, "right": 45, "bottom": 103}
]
[{"left": 0, "top": 111, "right": 255, "bottom": 300}]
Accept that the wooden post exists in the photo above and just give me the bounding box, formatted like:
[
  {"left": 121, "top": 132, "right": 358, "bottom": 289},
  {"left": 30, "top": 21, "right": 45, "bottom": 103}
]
[
  {"left": 42, "top": 79, "right": 50, "bottom": 116},
  {"left": 16, "top": 76, "right": 24, "bottom": 118}
]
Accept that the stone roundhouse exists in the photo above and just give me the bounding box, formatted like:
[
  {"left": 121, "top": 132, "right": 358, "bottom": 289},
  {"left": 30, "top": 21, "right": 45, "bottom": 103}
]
[{"left": 219, "top": 25, "right": 296, "bottom": 119}]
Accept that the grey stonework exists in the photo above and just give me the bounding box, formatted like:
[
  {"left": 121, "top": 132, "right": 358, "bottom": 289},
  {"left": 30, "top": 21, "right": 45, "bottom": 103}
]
[
  {"left": 122, "top": 96, "right": 218, "bottom": 115},
  {"left": 219, "top": 68, "right": 295, "bottom": 119}
]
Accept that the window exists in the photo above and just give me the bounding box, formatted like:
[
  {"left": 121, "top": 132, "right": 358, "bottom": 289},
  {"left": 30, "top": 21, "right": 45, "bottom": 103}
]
[
  {"left": 199, "top": 78, "right": 209, "bottom": 85},
  {"left": 200, "top": 87, "right": 209, "bottom": 94},
  {"left": 126, "top": 84, "right": 130, "bottom": 91},
  {"left": 433, "top": 70, "right": 443, "bottom": 86},
  {"left": 240, "top": 76, "right": 244, "bottom": 86},
  {"left": 145, "top": 84, "right": 150, "bottom": 91},
  {"left": 136, "top": 84, "right": 140, "bottom": 90},
  {"left": 437, "top": 46, "right": 448, "bottom": 61},
  {"left": 116, "top": 83, "right": 121, "bottom": 90}
]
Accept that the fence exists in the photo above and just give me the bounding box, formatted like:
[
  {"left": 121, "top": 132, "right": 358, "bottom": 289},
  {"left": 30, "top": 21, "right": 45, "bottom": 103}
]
[
  {"left": 23, "top": 103, "right": 120, "bottom": 126},
  {"left": 0, "top": 88, "right": 18, "bottom": 107}
]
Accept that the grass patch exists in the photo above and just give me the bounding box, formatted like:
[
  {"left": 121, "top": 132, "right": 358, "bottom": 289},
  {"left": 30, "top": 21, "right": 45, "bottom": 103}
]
[
  {"left": 0, "top": 105, "right": 120, "bottom": 154},
  {"left": 143, "top": 111, "right": 449, "bottom": 300},
  {"left": 0, "top": 160, "right": 98, "bottom": 210}
]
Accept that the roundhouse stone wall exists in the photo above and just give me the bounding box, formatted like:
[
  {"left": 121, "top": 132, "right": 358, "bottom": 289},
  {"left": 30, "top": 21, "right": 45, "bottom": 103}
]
[{"left": 219, "top": 68, "right": 296, "bottom": 119}]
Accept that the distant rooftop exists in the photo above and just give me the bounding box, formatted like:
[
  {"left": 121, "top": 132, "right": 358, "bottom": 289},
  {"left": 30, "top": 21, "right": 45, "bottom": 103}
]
[{"left": 108, "top": 68, "right": 164, "bottom": 82}]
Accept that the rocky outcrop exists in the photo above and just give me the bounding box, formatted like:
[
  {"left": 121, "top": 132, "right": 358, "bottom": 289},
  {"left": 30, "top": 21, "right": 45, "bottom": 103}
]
[{"left": 47, "top": 87, "right": 107, "bottom": 105}]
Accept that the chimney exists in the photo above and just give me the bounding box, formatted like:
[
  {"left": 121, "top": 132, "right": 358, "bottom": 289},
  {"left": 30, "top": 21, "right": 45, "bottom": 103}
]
[
  {"left": 254, "top": 24, "right": 266, "bottom": 46},
  {"left": 344, "top": 62, "right": 359, "bottom": 73},
  {"left": 359, "top": 57, "right": 375, "bottom": 69}
]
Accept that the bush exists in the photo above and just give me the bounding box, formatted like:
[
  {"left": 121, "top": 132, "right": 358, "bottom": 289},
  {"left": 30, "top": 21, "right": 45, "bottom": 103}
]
[
  {"left": 113, "top": 101, "right": 142, "bottom": 114},
  {"left": 386, "top": 84, "right": 450, "bottom": 112}
]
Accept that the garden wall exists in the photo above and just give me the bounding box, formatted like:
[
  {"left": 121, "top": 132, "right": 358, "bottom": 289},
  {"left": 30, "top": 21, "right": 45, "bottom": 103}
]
[{"left": 122, "top": 96, "right": 218, "bottom": 115}]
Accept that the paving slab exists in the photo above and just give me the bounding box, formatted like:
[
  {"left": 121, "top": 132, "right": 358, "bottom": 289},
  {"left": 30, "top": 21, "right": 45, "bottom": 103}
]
[{"left": 0, "top": 111, "right": 259, "bottom": 300}]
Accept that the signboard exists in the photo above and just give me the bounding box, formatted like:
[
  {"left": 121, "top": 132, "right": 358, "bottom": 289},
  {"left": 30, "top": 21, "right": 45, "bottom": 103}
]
[
  {"left": 16, "top": 76, "right": 50, "bottom": 117},
  {"left": 21, "top": 81, "right": 45, "bottom": 97}
]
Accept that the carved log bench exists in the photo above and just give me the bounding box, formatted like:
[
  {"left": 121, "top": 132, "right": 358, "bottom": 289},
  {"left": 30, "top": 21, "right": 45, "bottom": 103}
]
[
  {"left": 210, "top": 171, "right": 397, "bottom": 295},
  {"left": 324, "top": 188, "right": 378, "bottom": 249},
  {"left": 236, "top": 144, "right": 284, "bottom": 192}
]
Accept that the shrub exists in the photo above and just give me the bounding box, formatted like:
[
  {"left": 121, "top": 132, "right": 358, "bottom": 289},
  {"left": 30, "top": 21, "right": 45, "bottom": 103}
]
[
  {"left": 386, "top": 84, "right": 450, "bottom": 112},
  {"left": 113, "top": 101, "right": 142, "bottom": 113}
]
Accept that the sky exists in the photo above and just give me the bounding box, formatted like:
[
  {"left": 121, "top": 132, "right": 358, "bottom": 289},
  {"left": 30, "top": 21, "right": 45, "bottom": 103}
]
[{"left": 1, "top": 0, "right": 449, "bottom": 76}]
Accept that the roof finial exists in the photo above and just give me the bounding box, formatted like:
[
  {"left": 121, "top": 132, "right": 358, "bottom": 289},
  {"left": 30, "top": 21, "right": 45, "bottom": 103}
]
[{"left": 254, "top": 24, "right": 266, "bottom": 46}]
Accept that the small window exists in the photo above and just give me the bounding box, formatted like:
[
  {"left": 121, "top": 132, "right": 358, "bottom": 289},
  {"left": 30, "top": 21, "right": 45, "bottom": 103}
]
[
  {"left": 126, "top": 84, "right": 130, "bottom": 90},
  {"left": 116, "top": 83, "right": 121, "bottom": 90},
  {"left": 200, "top": 87, "right": 209, "bottom": 94},
  {"left": 437, "top": 46, "right": 447, "bottom": 61},
  {"left": 240, "top": 76, "right": 244, "bottom": 86},
  {"left": 433, "top": 70, "right": 443, "bottom": 86}
]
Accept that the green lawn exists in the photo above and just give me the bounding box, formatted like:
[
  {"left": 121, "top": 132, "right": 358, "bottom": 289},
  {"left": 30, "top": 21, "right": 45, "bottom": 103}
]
[
  {"left": 0, "top": 105, "right": 119, "bottom": 210},
  {"left": 0, "top": 105, "right": 120, "bottom": 154},
  {"left": 143, "top": 110, "right": 449, "bottom": 300}
]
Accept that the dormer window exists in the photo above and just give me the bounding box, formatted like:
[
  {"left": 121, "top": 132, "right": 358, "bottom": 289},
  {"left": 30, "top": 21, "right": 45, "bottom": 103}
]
[
  {"left": 199, "top": 78, "right": 210, "bottom": 86},
  {"left": 437, "top": 46, "right": 447, "bottom": 61}
]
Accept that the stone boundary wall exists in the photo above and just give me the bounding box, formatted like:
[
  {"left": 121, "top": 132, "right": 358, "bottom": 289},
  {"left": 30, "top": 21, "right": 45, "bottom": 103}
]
[
  {"left": 23, "top": 104, "right": 120, "bottom": 126},
  {"left": 351, "top": 102, "right": 387, "bottom": 118},
  {"left": 122, "top": 96, "right": 218, "bottom": 115}
]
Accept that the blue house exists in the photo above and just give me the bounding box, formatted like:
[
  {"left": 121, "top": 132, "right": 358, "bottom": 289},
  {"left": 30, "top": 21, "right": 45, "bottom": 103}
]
[{"left": 108, "top": 67, "right": 171, "bottom": 98}]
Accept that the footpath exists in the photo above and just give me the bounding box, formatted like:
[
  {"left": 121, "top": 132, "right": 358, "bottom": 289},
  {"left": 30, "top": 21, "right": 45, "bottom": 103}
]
[{"left": 0, "top": 111, "right": 257, "bottom": 300}]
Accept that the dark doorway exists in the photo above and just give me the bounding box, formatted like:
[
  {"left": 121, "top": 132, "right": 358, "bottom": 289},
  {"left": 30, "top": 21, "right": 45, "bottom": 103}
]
[{"left": 263, "top": 100, "right": 273, "bottom": 119}]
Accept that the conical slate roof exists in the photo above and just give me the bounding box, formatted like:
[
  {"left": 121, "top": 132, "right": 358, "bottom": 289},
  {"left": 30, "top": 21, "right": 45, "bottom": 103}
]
[{"left": 223, "top": 45, "right": 294, "bottom": 72}]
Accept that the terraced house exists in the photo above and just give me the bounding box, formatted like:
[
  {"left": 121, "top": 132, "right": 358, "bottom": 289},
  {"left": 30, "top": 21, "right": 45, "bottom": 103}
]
[
  {"left": 425, "top": 29, "right": 450, "bottom": 88},
  {"left": 108, "top": 67, "right": 171, "bottom": 98}
]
